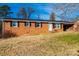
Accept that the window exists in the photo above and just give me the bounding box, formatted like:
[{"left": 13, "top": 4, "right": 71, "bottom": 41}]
[
  {"left": 11, "top": 21, "right": 18, "bottom": 27},
  {"left": 54, "top": 23, "right": 61, "bottom": 29},
  {"left": 25, "top": 22, "right": 31, "bottom": 27},
  {"left": 35, "top": 22, "right": 41, "bottom": 28}
]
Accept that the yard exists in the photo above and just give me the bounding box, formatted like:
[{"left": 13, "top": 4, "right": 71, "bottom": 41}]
[{"left": 0, "top": 32, "right": 79, "bottom": 56}]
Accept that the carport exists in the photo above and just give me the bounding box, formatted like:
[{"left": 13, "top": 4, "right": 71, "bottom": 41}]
[{"left": 63, "top": 22, "right": 74, "bottom": 31}]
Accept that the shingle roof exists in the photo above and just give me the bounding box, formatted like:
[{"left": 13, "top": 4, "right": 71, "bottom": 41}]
[{"left": 2, "top": 18, "right": 74, "bottom": 24}]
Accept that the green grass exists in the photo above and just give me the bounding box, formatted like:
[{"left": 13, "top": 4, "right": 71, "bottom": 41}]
[
  {"left": 57, "top": 33, "right": 79, "bottom": 44},
  {"left": 0, "top": 32, "right": 79, "bottom": 56}
]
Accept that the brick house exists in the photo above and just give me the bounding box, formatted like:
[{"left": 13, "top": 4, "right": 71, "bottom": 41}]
[{"left": 2, "top": 18, "right": 74, "bottom": 37}]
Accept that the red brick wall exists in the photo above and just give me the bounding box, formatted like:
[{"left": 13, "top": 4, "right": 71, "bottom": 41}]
[
  {"left": 3, "top": 20, "right": 64, "bottom": 37},
  {"left": 4, "top": 21, "right": 49, "bottom": 36}
]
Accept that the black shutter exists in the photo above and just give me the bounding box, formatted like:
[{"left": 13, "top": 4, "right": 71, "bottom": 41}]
[
  {"left": 18, "top": 21, "right": 19, "bottom": 27},
  {"left": 30, "top": 22, "right": 31, "bottom": 26},
  {"left": 10, "top": 21, "right": 12, "bottom": 27},
  {"left": 41, "top": 22, "right": 42, "bottom": 27},
  {"left": 24, "top": 22, "right": 26, "bottom": 26}
]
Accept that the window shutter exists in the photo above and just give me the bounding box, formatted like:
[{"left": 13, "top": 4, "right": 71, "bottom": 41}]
[
  {"left": 41, "top": 22, "right": 42, "bottom": 27},
  {"left": 18, "top": 21, "right": 19, "bottom": 27},
  {"left": 10, "top": 21, "right": 12, "bottom": 27},
  {"left": 30, "top": 22, "right": 31, "bottom": 26}
]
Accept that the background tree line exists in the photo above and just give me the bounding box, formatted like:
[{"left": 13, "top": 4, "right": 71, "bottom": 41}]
[
  {"left": 0, "top": 5, "right": 56, "bottom": 21},
  {"left": 0, "top": 5, "right": 36, "bottom": 19}
]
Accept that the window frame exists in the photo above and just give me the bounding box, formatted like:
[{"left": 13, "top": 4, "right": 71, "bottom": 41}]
[
  {"left": 25, "top": 21, "right": 31, "bottom": 27},
  {"left": 54, "top": 23, "right": 61, "bottom": 29},
  {"left": 11, "top": 21, "right": 18, "bottom": 27},
  {"left": 35, "top": 22, "right": 42, "bottom": 28}
]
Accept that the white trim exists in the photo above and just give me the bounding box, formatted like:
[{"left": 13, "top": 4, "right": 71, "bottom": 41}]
[
  {"left": 12, "top": 21, "right": 18, "bottom": 27},
  {"left": 35, "top": 22, "right": 41, "bottom": 28},
  {"left": 54, "top": 23, "right": 61, "bottom": 29},
  {"left": 25, "top": 21, "right": 31, "bottom": 27}
]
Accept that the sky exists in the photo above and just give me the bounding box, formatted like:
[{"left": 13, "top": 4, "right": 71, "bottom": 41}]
[{"left": 0, "top": 3, "right": 79, "bottom": 21}]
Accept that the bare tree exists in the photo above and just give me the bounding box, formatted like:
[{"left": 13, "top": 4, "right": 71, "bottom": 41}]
[
  {"left": 52, "top": 3, "right": 79, "bottom": 21},
  {"left": 17, "top": 7, "right": 27, "bottom": 19},
  {"left": 27, "top": 7, "right": 35, "bottom": 19},
  {"left": 17, "top": 7, "right": 35, "bottom": 19},
  {"left": 50, "top": 12, "right": 56, "bottom": 21}
]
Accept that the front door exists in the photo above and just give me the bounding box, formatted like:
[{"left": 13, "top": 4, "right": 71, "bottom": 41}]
[{"left": 48, "top": 23, "right": 53, "bottom": 31}]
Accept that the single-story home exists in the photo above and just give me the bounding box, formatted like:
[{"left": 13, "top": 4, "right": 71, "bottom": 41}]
[{"left": 1, "top": 18, "right": 74, "bottom": 37}]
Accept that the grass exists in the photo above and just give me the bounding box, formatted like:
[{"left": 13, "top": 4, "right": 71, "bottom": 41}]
[{"left": 0, "top": 32, "right": 79, "bottom": 56}]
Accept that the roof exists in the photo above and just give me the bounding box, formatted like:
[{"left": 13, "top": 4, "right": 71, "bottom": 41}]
[{"left": 1, "top": 18, "right": 74, "bottom": 24}]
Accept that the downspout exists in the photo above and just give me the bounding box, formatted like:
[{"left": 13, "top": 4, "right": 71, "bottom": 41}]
[{"left": 2, "top": 18, "right": 4, "bottom": 38}]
